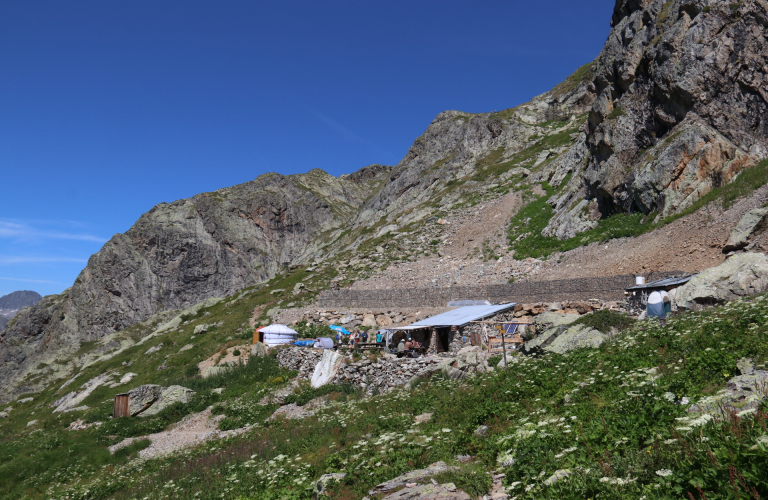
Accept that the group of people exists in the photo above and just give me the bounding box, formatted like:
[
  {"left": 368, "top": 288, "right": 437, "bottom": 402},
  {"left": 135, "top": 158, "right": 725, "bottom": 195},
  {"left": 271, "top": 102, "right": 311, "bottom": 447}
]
[
  {"left": 396, "top": 337, "right": 423, "bottom": 357},
  {"left": 334, "top": 329, "right": 387, "bottom": 347}
]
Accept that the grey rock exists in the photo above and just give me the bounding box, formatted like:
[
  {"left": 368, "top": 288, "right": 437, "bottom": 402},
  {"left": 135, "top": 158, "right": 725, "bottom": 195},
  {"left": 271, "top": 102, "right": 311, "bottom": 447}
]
[
  {"left": 141, "top": 385, "right": 195, "bottom": 417},
  {"left": 127, "top": 384, "right": 162, "bottom": 416},
  {"left": 372, "top": 461, "right": 459, "bottom": 494},
  {"left": 251, "top": 342, "right": 269, "bottom": 357},
  {"left": 26, "top": 419, "right": 37, "bottom": 428},
  {"left": 580, "top": 0, "right": 768, "bottom": 221},
  {"left": 675, "top": 253, "right": 768, "bottom": 310},
  {"left": 203, "top": 366, "right": 230, "bottom": 379},
  {"left": 381, "top": 483, "right": 471, "bottom": 500},
  {"left": 17, "top": 397, "right": 33, "bottom": 404},
  {"left": 544, "top": 325, "right": 606, "bottom": 354},
  {"left": 177, "top": 344, "right": 194, "bottom": 354},
  {"left": 543, "top": 469, "right": 572, "bottom": 486},
  {"left": 738, "top": 357, "right": 755, "bottom": 376},
  {"left": 51, "top": 372, "right": 114, "bottom": 413},
  {"left": 193, "top": 324, "right": 209, "bottom": 335},
  {"left": 724, "top": 208, "right": 768, "bottom": 252},
  {"left": 534, "top": 311, "right": 580, "bottom": 330},
  {"left": 689, "top": 370, "right": 768, "bottom": 417},
  {"left": 311, "top": 349, "right": 344, "bottom": 388},
  {"left": 145, "top": 343, "right": 164, "bottom": 355}
]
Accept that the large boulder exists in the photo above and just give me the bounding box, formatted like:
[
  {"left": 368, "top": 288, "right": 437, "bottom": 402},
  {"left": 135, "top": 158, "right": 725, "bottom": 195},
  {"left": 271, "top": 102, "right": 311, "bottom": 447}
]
[
  {"left": 723, "top": 208, "right": 768, "bottom": 252},
  {"left": 687, "top": 370, "right": 768, "bottom": 418},
  {"left": 675, "top": 253, "right": 768, "bottom": 310},
  {"left": 127, "top": 384, "right": 163, "bottom": 416},
  {"left": 311, "top": 349, "right": 343, "bottom": 388},
  {"left": 251, "top": 342, "right": 269, "bottom": 357},
  {"left": 381, "top": 482, "right": 470, "bottom": 500},
  {"left": 141, "top": 385, "right": 195, "bottom": 417},
  {"left": 534, "top": 311, "right": 580, "bottom": 330},
  {"left": 544, "top": 325, "right": 606, "bottom": 354},
  {"left": 361, "top": 314, "right": 377, "bottom": 327},
  {"left": 372, "top": 461, "right": 459, "bottom": 495}
]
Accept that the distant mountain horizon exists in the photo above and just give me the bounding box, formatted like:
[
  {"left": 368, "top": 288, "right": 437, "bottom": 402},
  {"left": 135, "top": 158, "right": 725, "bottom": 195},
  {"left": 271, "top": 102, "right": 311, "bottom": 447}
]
[{"left": 0, "top": 290, "right": 42, "bottom": 319}]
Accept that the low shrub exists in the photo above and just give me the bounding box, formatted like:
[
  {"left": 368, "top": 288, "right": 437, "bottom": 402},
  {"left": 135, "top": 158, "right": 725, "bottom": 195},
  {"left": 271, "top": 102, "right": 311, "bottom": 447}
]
[
  {"left": 571, "top": 308, "right": 636, "bottom": 333},
  {"left": 283, "top": 383, "right": 359, "bottom": 406}
]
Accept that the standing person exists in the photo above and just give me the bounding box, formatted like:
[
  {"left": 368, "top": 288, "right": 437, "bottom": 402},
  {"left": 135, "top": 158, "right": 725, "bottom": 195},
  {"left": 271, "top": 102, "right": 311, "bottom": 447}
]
[
  {"left": 350, "top": 332, "right": 356, "bottom": 348},
  {"left": 335, "top": 331, "right": 341, "bottom": 344},
  {"left": 376, "top": 330, "right": 384, "bottom": 345},
  {"left": 361, "top": 330, "right": 369, "bottom": 343}
]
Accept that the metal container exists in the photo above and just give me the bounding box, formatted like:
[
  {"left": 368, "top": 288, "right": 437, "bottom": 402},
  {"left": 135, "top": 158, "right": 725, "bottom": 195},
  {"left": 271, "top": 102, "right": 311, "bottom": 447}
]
[{"left": 636, "top": 276, "right": 646, "bottom": 285}]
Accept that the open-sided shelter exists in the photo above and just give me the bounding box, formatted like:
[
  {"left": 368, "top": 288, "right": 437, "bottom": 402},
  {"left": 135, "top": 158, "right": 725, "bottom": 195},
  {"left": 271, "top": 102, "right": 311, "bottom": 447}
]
[{"left": 402, "top": 303, "right": 518, "bottom": 353}]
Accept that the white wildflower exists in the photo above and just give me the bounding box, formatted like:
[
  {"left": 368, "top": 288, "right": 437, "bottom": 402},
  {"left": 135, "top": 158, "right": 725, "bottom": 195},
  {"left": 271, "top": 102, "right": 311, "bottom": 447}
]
[{"left": 655, "top": 469, "right": 673, "bottom": 477}]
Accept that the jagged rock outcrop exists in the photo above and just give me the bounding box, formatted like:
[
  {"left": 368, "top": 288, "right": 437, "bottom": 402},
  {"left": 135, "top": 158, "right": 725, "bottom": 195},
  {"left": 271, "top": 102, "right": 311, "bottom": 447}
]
[
  {"left": 560, "top": 0, "right": 768, "bottom": 237},
  {"left": 0, "top": 166, "right": 390, "bottom": 398},
  {"left": 549, "top": 0, "right": 768, "bottom": 238}
]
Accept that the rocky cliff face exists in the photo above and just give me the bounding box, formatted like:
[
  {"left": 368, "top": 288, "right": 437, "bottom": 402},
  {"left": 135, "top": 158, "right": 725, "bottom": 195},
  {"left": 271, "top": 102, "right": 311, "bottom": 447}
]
[
  {"left": 547, "top": 0, "right": 768, "bottom": 237},
  {"left": 0, "top": 167, "right": 390, "bottom": 395}
]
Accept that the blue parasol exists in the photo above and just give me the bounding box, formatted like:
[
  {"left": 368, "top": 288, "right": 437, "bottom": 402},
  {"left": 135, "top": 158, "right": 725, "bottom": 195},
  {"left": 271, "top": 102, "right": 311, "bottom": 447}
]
[{"left": 329, "top": 325, "right": 350, "bottom": 335}]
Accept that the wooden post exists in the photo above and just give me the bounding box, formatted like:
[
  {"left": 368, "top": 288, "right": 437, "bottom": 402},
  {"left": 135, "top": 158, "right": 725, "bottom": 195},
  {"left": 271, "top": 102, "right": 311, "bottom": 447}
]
[{"left": 501, "top": 324, "right": 508, "bottom": 369}]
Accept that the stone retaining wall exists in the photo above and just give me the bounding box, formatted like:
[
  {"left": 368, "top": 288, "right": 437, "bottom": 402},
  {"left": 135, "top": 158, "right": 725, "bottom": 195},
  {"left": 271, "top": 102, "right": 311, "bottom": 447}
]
[
  {"left": 275, "top": 345, "right": 449, "bottom": 394},
  {"left": 319, "top": 271, "right": 685, "bottom": 308}
]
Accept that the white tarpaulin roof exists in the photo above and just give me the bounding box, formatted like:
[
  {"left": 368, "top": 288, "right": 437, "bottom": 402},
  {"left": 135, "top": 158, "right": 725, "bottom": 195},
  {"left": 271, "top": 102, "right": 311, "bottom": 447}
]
[
  {"left": 409, "top": 303, "right": 517, "bottom": 327},
  {"left": 259, "top": 324, "right": 298, "bottom": 334}
]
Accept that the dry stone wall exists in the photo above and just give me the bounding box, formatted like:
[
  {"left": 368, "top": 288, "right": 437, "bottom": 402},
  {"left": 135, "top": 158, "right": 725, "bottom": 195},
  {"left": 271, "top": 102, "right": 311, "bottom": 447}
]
[
  {"left": 319, "top": 272, "right": 684, "bottom": 308},
  {"left": 275, "top": 346, "right": 449, "bottom": 394}
]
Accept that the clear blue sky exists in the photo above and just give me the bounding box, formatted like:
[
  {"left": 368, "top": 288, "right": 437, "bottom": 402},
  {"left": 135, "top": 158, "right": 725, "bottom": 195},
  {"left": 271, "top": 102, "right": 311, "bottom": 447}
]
[{"left": 0, "top": 0, "right": 615, "bottom": 297}]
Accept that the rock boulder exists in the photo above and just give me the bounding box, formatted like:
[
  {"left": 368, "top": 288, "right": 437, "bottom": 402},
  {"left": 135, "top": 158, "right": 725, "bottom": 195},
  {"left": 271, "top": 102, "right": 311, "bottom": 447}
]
[
  {"left": 311, "top": 349, "right": 343, "bottom": 388},
  {"left": 141, "top": 385, "right": 195, "bottom": 417},
  {"left": 127, "top": 384, "right": 163, "bottom": 416},
  {"left": 724, "top": 209, "right": 768, "bottom": 252},
  {"left": 675, "top": 253, "right": 768, "bottom": 310}
]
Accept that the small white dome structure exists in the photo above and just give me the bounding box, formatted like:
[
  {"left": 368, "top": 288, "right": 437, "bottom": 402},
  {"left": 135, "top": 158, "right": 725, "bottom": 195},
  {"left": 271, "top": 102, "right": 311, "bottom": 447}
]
[{"left": 258, "top": 324, "right": 299, "bottom": 346}]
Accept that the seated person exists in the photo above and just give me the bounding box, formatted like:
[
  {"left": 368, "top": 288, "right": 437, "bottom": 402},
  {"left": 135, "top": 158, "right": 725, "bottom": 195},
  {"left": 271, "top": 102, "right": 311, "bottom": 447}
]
[
  {"left": 397, "top": 339, "right": 406, "bottom": 356},
  {"left": 404, "top": 339, "right": 413, "bottom": 351}
]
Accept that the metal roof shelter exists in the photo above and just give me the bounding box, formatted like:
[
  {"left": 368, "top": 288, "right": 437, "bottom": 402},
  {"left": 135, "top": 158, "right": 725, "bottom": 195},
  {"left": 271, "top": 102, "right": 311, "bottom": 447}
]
[
  {"left": 409, "top": 303, "right": 517, "bottom": 328},
  {"left": 626, "top": 275, "right": 694, "bottom": 292}
]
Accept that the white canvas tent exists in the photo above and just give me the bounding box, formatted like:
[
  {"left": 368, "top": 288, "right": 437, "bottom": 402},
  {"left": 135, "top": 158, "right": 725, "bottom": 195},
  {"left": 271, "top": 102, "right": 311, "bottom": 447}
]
[{"left": 259, "top": 324, "right": 299, "bottom": 346}]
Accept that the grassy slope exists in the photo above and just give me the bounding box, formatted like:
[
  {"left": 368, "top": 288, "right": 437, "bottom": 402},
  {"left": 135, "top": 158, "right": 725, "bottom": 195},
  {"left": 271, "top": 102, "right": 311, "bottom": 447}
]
[{"left": 6, "top": 293, "right": 765, "bottom": 500}]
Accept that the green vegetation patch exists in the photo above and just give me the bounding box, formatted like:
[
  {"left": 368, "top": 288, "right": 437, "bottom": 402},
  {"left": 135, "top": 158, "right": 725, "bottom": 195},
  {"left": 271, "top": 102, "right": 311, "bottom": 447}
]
[
  {"left": 571, "top": 309, "right": 637, "bottom": 334},
  {"left": 283, "top": 382, "right": 360, "bottom": 407}
]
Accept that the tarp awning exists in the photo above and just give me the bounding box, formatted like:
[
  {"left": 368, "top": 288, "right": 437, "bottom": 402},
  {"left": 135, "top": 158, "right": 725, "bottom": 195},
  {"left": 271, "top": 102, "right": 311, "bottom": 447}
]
[{"left": 409, "top": 303, "right": 517, "bottom": 328}]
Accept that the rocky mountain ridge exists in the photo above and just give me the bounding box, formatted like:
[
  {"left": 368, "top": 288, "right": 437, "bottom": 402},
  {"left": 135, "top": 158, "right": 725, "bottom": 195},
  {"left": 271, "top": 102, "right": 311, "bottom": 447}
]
[
  {"left": 0, "top": 290, "right": 41, "bottom": 319},
  {"left": 2, "top": 0, "right": 767, "bottom": 398}
]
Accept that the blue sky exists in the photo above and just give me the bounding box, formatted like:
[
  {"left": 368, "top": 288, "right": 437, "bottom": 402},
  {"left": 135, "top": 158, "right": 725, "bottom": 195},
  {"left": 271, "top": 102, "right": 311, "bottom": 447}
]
[{"left": 0, "top": 0, "right": 615, "bottom": 297}]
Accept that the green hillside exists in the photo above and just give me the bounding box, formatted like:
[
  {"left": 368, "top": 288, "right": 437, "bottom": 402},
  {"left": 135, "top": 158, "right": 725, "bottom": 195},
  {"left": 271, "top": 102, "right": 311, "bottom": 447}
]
[{"left": 2, "top": 290, "right": 767, "bottom": 499}]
